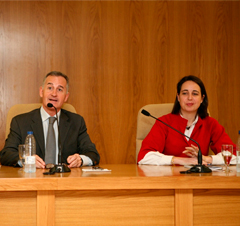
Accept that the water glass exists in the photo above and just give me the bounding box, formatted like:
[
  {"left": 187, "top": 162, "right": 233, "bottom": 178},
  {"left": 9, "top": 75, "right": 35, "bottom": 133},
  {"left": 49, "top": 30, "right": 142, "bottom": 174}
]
[
  {"left": 237, "top": 151, "right": 240, "bottom": 172},
  {"left": 221, "top": 144, "right": 233, "bottom": 172},
  {"left": 18, "top": 144, "right": 26, "bottom": 167}
]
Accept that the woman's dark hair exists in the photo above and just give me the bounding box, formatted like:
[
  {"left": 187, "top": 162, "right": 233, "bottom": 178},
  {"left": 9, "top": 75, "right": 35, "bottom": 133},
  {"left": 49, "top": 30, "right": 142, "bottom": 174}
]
[{"left": 171, "top": 75, "right": 209, "bottom": 118}]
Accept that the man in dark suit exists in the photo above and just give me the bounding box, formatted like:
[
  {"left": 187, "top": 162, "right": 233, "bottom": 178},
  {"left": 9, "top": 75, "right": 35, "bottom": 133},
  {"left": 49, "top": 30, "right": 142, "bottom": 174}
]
[{"left": 0, "top": 71, "right": 100, "bottom": 168}]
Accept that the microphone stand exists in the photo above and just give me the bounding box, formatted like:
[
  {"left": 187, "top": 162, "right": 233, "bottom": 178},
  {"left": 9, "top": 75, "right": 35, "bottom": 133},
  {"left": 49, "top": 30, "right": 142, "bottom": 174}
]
[
  {"left": 141, "top": 109, "right": 211, "bottom": 173},
  {"left": 46, "top": 103, "right": 71, "bottom": 174}
]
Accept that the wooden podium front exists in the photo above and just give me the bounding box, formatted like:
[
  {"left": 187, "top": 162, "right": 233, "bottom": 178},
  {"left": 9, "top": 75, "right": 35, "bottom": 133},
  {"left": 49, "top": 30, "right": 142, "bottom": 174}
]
[{"left": 0, "top": 164, "right": 240, "bottom": 226}]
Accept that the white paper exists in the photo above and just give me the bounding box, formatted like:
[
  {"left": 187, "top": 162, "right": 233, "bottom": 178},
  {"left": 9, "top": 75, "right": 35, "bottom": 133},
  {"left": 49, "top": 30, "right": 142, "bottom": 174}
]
[
  {"left": 82, "top": 168, "right": 111, "bottom": 172},
  {"left": 184, "top": 165, "right": 223, "bottom": 171}
]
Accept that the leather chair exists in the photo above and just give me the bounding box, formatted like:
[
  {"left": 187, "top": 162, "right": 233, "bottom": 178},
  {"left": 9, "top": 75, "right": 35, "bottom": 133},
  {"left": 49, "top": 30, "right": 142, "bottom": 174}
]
[
  {"left": 136, "top": 103, "right": 174, "bottom": 161},
  {"left": 5, "top": 103, "right": 76, "bottom": 139}
]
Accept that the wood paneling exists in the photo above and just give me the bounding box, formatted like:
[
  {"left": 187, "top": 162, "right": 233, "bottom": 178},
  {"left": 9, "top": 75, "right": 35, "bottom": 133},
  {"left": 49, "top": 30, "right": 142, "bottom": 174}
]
[
  {"left": 0, "top": 1, "right": 239, "bottom": 164},
  {"left": 0, "top": 191, "right": 36, "bottom": 226},
  {"left": 194, "top": 189, "right": 240, "bottom": 226},
  {"left": 56, "top": 190, "right": 174, "bottom": 226},
  {"left": 1, "top": 165, "right": 240, "bottom": 226},
  {"left": 175, "top": 189, "right": 193, "bottom": 226}
]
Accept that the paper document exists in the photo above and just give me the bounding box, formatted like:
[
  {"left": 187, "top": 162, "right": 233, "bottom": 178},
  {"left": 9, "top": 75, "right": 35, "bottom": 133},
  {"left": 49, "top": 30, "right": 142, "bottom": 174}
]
[
  {"left": 184, "top": 165, "right": 223, "bottom": 171},
  {"left": 208, "top": 165, "right": 223, "bottom": 171},
  {"left": 82, "top": 167, "right": 111, "bottom": 172}
]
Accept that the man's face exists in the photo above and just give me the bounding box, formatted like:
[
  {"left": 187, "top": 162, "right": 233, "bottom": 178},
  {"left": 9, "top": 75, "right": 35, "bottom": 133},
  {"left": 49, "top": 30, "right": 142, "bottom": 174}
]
[{"left": 39, "top": 75, "right": 69, "bottom": 115}]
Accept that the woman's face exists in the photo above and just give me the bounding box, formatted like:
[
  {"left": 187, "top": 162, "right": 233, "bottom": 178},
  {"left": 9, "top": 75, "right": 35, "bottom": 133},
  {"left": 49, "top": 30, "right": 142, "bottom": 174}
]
[{"left": 177, "top": 80, "right": 204, "bottom": 115}]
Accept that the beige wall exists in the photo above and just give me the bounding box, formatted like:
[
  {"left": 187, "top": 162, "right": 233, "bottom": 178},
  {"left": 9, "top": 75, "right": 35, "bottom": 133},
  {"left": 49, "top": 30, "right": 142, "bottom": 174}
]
[{"left": 0, "top": 1, "right": 240, "bottom": 164}]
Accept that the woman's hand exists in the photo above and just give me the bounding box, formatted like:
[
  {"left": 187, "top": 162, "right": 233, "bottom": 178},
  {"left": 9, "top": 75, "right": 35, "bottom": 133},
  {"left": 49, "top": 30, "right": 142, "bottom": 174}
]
[
  {"left": 172, "top": 156, "right": 199, "bottom": 165},
  {"left": 171, "top": 144, "right": 210, "bottom": 165},
  {"left": 172, "top": 156, "right": 209, "bottom": 165},
  {"left": 182, "top": 144, "right": 199, "bottom": 157},
  {"left": 181, "top": 144, "right": 212, "bottom": 165}
]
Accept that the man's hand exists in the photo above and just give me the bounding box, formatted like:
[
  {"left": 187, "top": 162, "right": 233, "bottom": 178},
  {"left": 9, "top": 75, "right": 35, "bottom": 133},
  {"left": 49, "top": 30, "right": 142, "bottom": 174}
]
[
  {"left": 67, "top": 154, "right": 83, "bottom": 168},
  {"left": 35, "top": 155, "right": 46, "bottom": 168}
]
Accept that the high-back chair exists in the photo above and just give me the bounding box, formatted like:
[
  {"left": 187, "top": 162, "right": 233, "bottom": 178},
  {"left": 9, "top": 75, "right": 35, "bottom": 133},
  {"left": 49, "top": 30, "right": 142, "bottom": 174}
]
[
  {"left": 5, "top": 103, "right": 77, "bottom": 139},
  {"left": 136, "top": 103, "right": 174, "bottom": 161}
]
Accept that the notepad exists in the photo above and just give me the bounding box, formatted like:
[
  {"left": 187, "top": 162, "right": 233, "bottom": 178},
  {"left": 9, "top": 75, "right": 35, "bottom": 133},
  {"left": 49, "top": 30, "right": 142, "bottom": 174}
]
[
  {"left": 208, "top": 165, "right": 223, "bottom": 171},
  {"left": 82, "top": 167, "right": 111, "bottom": 172},
  {"left": 184, "top": 165, "right": 223, "bottom": 171}
]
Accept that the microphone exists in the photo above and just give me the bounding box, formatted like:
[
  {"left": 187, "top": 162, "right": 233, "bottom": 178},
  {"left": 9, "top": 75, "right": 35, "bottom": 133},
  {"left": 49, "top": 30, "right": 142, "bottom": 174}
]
[
  {"left": 44, "top": 103, "right": 71, "bottom": 174},
  {"left": 141, "top": 109, "right": 212, "bottom": 173}
]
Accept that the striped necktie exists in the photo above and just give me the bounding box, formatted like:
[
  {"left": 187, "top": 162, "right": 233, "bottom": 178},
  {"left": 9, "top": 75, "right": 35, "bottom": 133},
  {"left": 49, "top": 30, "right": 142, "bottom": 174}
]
[{"left": 45, "top": 117, "right": 56, "bottom": 164}]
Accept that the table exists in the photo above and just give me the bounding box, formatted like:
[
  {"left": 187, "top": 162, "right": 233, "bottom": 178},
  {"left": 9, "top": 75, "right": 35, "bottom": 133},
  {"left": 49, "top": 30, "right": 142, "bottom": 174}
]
[{"left": 0, "top": 164, "right": 240, "bottom": 226}]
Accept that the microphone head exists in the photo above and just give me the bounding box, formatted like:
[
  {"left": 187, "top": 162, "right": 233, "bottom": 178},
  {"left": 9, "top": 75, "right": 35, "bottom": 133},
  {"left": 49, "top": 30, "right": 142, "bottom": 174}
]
[
  {"left": 141, "top": 109, "right": 150, "bottom": 116},
  {"left": 47, "top": 103, "right": 54, "bottom": 108}
]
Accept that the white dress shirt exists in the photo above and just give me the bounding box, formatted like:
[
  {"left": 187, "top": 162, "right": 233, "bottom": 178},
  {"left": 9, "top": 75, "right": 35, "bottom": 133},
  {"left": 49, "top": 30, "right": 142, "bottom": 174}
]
[{"left": 40, "top": 107, "right": 92, "bottom": 166}]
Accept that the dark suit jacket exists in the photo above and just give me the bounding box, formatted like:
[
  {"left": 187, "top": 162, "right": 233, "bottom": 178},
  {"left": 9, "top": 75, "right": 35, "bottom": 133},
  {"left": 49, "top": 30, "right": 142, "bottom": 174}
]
[{"left": 0, "top": 108, "right": 100, "bottom": 166}]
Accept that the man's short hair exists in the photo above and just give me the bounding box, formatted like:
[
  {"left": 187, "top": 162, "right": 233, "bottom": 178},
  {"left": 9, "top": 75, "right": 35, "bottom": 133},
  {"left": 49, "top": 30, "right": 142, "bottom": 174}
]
[{"left": 42, "top": 71, "right": 69, "bottom": 92}]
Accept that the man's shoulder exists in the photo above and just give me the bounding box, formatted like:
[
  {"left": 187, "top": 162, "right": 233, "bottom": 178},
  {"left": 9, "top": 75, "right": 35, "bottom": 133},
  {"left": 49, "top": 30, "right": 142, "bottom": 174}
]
[
  {"left": 13, "top": 108, "right": 40, "bottom": 120},
  {"left": 61, "top": 109, "right": 84, "bottom": 121}
]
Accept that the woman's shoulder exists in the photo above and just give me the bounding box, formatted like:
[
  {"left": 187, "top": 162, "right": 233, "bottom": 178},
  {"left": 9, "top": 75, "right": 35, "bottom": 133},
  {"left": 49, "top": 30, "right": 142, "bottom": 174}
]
[
  {"left": 201, "top": 115, "right": 221, "bottom": 126},
  {"left": 202, "top": 115, "right": 217, "bottom": 122},
  {"left": 159, "top": 113, "right": 184, "bottom": 123}
]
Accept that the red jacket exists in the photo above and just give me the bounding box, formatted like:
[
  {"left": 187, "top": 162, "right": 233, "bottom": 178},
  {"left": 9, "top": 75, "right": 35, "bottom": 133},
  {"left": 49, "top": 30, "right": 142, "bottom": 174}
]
[{"left": 137, "top": 113, "right": 236, "bottom": 162}]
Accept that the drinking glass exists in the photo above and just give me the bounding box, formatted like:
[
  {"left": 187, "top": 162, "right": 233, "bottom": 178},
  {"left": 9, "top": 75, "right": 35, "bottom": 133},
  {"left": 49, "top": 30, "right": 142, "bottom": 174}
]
[
  {"left": 221, "top": 144, "right": 233, "bottom": 172},
  {"left": 18, "top": 144, "right": 26, "bottom": 167},
  {"left": 237, "top": 150, "right": 240, "bottom": 172}
]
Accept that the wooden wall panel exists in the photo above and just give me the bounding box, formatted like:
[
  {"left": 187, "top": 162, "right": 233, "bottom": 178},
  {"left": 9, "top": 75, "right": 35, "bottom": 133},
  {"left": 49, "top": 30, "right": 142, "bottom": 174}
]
[{"left": 0, "top": 1, "right": 239, "bottom": 164}]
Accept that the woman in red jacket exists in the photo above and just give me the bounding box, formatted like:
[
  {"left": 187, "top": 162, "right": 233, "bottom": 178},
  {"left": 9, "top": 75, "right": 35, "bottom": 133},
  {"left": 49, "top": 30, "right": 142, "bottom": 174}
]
[{"left": 138, "top": 75, "right": 236, "bottom": 166}]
